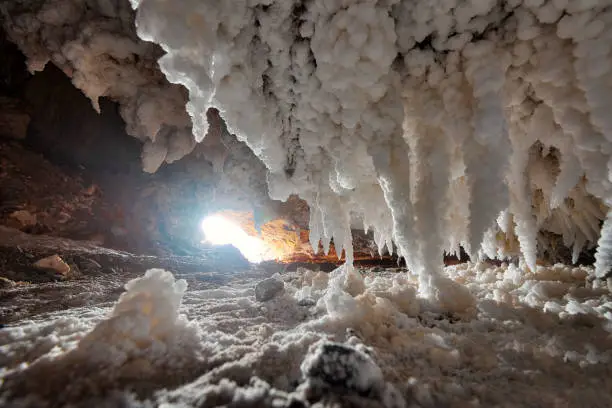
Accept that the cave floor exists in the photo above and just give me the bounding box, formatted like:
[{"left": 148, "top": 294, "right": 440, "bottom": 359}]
[
  {"left": 0, "top": 226, "right": 254, "bottom": 323},
  {"left": 1, "top": 229, "right": 612, "bottom": 407}
]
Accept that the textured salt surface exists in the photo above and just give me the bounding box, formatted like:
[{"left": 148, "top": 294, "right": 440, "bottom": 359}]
[{"left": 1, "top": 263, "right": 612, "bottom": 407}]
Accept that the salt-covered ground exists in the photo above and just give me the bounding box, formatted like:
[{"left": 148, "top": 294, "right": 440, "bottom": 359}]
[{"left": 2, "top": 263, "right": 612, "bottom": 407}]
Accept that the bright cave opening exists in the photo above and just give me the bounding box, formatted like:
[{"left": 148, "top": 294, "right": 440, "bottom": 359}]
[{"left": 200, "top": 214, "right": 275, "bottom": 263}]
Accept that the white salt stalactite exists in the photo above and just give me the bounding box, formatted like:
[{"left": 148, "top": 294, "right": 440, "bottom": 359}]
[
  {"left": 406, "top": 124, "right": 448, "bottom": 293},
  {"left": 123, "top": 0, "right": 612, "bottom": 299},
  {"left": 438, "top": 52, "right": 472, "bottom": 257},
  {"left": 308, "top": 199, "right": 323, "bottom": 256},
  {"left": 550, "top": 144, "right": 583, "bottom": 210},
  {"left": 595, "top": 209, "right": 612, "bottom": 278},
  {"left": 353, "top": 183, "right": 395, "bottom": 257},
  {"left": 370, "top": 140, "right": 419, "bottom": 275},
  {"left": 403, "top": 85, "right": 452, "bottom": 293},
  {"left": 506, "top": 75, "right": 539, "bottom": 272},
  {"left": 463, "top": 43, "right": 512, "bottom": 259}
]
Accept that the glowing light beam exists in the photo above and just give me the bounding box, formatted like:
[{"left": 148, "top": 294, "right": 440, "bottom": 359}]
[{"left": 201, "top": 215, "right": 274, "bottom": 263}]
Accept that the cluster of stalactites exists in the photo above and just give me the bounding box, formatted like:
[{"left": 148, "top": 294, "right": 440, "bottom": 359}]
[
  {"left": 0, "top": 0, "right": 196, "bottom": 173},
  {"left": 126, "top": 0, "right": 612, "bottom": 298}
]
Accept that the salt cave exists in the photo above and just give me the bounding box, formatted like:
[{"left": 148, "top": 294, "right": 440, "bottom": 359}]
[{"left": 1, "top": 0, "right": 612, "bottom": 407}]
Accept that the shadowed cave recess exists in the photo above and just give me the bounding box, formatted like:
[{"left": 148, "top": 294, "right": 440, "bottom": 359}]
[{"left": 1, "top": 1, "right": 612, "bottom": 407}]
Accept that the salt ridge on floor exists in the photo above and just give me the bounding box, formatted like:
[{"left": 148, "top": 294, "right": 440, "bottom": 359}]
[{"left": 1, "top": 263, "right": 611, "bottom": 407}]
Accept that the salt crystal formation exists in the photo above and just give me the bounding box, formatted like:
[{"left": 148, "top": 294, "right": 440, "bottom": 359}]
[
  {"left": 3, "top": 265, "right": 612, "bottom": 406},
  {"left": 1, "top": 0, "right": 194, "bottom": 172},
  {"left": 5, "top": 0, "right": 612, "bottom": 304},
  {"left": 126, "top": 0, "right": 612, "bottom": 304}
]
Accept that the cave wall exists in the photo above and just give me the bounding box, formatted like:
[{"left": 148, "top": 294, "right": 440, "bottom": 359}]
[
  {"left": 0, "top": 29, "right": 330, "bottom": 259},
  {"left": 0, "top": 25, "right": 276, "bottom": 255},
  {"left": 23, "top": 64, "right": 143, "bottom": 175}
]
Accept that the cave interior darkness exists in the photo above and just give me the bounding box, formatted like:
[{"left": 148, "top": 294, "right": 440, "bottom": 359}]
[{"left": 0, "top": 24, "right": 420, "bottom": 271}]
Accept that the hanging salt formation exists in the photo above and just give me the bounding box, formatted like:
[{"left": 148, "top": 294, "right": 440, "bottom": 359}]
[{"left": 119, "top": 0, "right": 612, "bottom": 307}]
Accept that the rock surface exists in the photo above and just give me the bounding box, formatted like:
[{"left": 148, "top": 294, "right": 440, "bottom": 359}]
[
  {"left": 0, "top": 226, "right": 250, "bottom": 322},
  {"left": 255, "top": 277, "right": 284, "bottom": 302},
  {"left": 32, "top": 254, "right": 71, "bottom": 277},
  {"left": 0, "top": 97, "right": 29, "bottom": 140},
  {"left": 301, "top": 342, "right": 384, "bottom": 395}
]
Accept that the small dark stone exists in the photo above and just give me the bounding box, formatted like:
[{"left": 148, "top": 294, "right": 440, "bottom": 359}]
[
  {"left": 0, "top": 276, "right": 16, "bottom": 288},
  {"left": 255, "top": 277, "right": 284, "bottom": 302},
  {"left": 297, "top": 298, "right": 316, "bottom": 307},
  {"left": 285, "top": 396, "right": 308, "bottom": 408},
  {"left": 301, "top": 342, "right": 384, "bottom": 395}
]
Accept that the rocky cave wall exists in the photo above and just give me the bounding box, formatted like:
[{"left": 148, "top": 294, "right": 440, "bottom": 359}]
[
  {"left": 0, "top": 24, "right": 258, "bottom": 253},
  {"left": 0, "top": 22, "right": 385, "bottom": 264}
]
